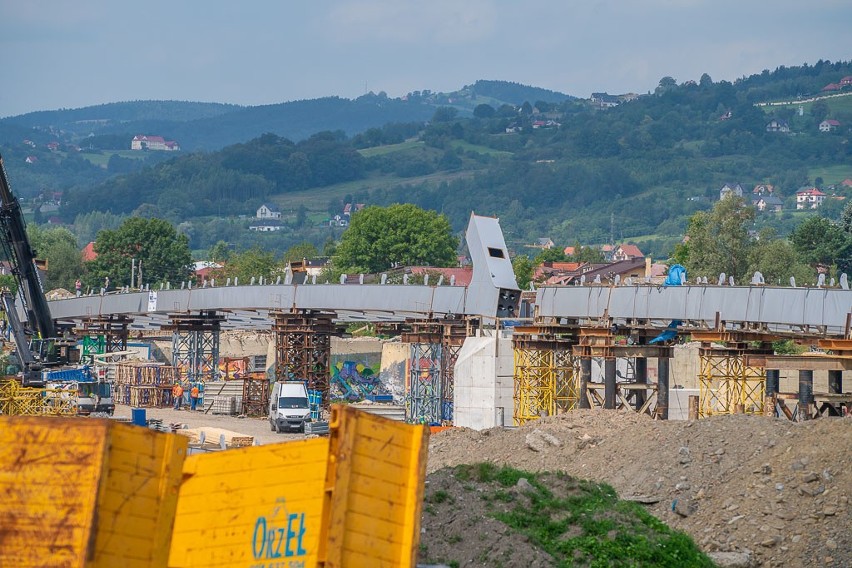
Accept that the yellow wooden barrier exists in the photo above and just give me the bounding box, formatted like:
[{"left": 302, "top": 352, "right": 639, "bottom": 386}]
[
  {"left": 318, "top": 405, "right": 429, "bottom": 568},
  {"left": 168, "top": 437, "right": 330, "bottom": 567},
  {"left": 0, "top": 416, "right": 188, "bottom": 568},
  {"left": 0, "top": 406, "right": 428, "bottom": 568}
]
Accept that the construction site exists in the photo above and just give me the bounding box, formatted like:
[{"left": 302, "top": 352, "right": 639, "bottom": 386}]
[{"left": 0, "top": 152, "right": 850, "bottom": 565}]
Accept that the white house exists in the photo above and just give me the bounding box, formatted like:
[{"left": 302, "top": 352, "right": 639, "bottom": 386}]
[
  {"left": 819, "top": 119, "right": 841, "bottom": 132},
  {"left": 719, "top": 183, "right": 744, "bottom": 200},
  {"left": 256, "top": 204, "right": 282, "bottom": 220},
  {"left": 131, "top": 135, "right": 180, "bottom": 151},
  {"left": 796, "top": 188, "right": 826, "bottom": 210}
]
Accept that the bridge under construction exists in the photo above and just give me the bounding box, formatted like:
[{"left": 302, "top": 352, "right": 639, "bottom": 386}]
[{"left": 30, "top": 213, "right": 852, "bottom": 427}]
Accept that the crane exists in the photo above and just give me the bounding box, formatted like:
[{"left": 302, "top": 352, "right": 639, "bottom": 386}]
[{"left": 0, "top": 154, "right": 78, "bottom": 387}]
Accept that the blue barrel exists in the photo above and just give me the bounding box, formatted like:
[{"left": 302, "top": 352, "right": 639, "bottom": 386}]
[{"left": 131, "top": 408, "right": 147, "bottom": 427}]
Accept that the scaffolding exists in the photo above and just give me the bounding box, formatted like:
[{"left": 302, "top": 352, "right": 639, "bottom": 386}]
[
  {"left": 698, "top": 348, "right": 766, "bottom": 417},
  {"left": 0, "top": 379, "right": 76, "bottom": 416},
  {"left": 164, "top": 311, "right": 224, "bottom": 384},
  {"left": 272, "top": 311, "right": 335, "bottom": 406},
  {"left": 241, "top": 377, "right": 269, "bottom": 416},
  {"left": 512, "top": 327, "right": 578, "bottom": 426},
  {"left": 406, "top": 342, "right": 442, "bottom": 424},
  {"left": 401, "top": 318, "right": 467, "bottom": 425}
]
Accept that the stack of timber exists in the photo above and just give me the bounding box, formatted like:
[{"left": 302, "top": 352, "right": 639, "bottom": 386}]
[
  {"left": 0, "top": 405, "right": 428, "bottom": 567},
  {"left": 114, "top": 361, "right": 179, "bottom": 407}
]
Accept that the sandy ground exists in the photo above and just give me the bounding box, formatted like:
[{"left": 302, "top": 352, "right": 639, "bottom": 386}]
[{"left": 112, "top": 404, "right": 302, "bottom": 445}]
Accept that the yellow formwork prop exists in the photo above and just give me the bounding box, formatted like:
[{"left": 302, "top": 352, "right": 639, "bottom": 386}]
[
  {"left": 513, "top": 346, "right": 578, "bottom": 426},
  {"left": 698, "top": 351, "right": 765, "bottom": 417},
  {"left": 0, "top": 379, "right": 77, "bottom": 416},
  {"left": 0, "top": 416, "right": 188, "bottom": 568}
]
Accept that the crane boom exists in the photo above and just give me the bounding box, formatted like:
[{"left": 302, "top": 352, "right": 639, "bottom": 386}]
[{"left": 0, "top": 154, "right": 56, "bottom": 340}]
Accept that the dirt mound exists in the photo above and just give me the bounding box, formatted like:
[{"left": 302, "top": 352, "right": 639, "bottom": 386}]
[
  {"left": 427, "top": 410, "right": 851, "bottom": 567},
  {"left": 45, "top": 288, "right": 74, "bottom": 300}
]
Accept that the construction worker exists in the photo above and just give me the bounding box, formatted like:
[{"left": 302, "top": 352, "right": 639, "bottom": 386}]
[
  {"left": 172, "top": 382, "right": 184, "bottom": 410},
  {"left": 190, "top": 384, "right": 200, "bottom": 411}
]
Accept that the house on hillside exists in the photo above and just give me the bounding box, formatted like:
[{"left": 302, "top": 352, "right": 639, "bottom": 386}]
[
  {"left": 842, "top": 179, "right": 852, "bottom": 189},
  {"left": 753, "top": 194, "right": 783, "bottom": 212},
  {"left": 819, "top": 119, "right": 841, "bottom": 132},
  {"left": 249, "top": 223, "right": 283, "bottom": 232},
  {"left": 529, "top": 238, "right": 554, "bottom": 250},
  {"left": 753, "top": 184, "right": 774, "bottom": 196},
  {"left": 765, "top": 119, "right": 790, "bottom": 133},
  {"left": 611, "top": 244, "right": 644, "bottom": 261},
  {"left": 131, "top": 135, "right": 180, "bottom": 151},
  {"left": 822, "top": 83, "right": 841, "bottom": 92},
  {"left": 796, "top": 188, "right": 826, "bottom": 210},
  {"left": 841, "top": 76, "right": 852, "bottom": 87},
  {"left": 256, "top": 204, "right": 282, "bottom": 220},
  {"left": 81, "top": 242, "right": 97, "bottom": 262},
  {"left": 719, "top": 183, "right": 744, "bottom": 200},
  {"left": 329, "top": 215, "right": 349, "bottom": 227},
  {"left": 590, "top": 93, "right": 620, "bottom": 108},
  {"left": 343, "top": 203, "right": 365, "bottom": 217}
]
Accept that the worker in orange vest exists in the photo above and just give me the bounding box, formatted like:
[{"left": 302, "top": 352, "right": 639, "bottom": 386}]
[
  {"left": 172, "top": 382, "right": 184, "bottom": 410},
  {"left": 190, "top": 384, "right": 200, "bottom": 411}
]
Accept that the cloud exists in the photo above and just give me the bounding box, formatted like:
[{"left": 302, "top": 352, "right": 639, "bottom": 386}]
[{"left": 326, "top": 0, "right": 497, "bottom": 45}]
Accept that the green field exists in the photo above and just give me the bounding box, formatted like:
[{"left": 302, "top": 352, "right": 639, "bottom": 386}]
[
  {"left": 357, "top": 140, "right": 424, "bottom": 157},
  {"left": 449, "top": 140, "right": 513, "bottom": 157},
  {"left": 808, "top": 165, "right": 852, "bottom": 185},
  {"left": 268, "top": 170, "right": 479, "bottom": 213},
  {"left": 78, "top": 150, "right": 148, "bottom": 168}
]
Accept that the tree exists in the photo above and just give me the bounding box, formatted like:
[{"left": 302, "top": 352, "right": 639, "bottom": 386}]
[
  {"left": 431, "top": 107, "right": 458, "bottom": 123},
  {"left": 217, "top": 247, "right": 279, "bottom": 283},
  {"left": 284, "top": 242, "right": 319, "bottom": 263},
  {"left": 334, "top": 204, "right": 457, "bottom": 273},
  {"left": 790, "top": 216, "right": 852, "bottom": 273},
  {"left": 682, "top": 197, "right": 754, "bottom": 281},
  {"left": 85, "top": 218, "right": 192, "bottom": 288},
  {"left": 207, "top": 240, "right": 232, "bottom": 263},
  {"left": 473, "top": 104, "right": 495, "bottom": 119},
  {"left": 27, "top": 225, "right": 84, "bottom": 292},
  {"left": 747, "top": 230, "right": 813, "bottom": 286},
  {"left": 512, "top": 255, "right": 534, "bottom": 290}
]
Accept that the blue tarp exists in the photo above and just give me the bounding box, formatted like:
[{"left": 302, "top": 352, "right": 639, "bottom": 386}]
[
  {"left": 664, "top": 264, "right": 687, "bottom": 287},
  {"left": 649, "top": 320, "right": 682, "bottom": 344}
]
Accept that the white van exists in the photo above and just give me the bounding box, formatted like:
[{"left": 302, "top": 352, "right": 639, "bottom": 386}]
[{"left": 269, "top": 381, "right": 312, "bottom": 433}]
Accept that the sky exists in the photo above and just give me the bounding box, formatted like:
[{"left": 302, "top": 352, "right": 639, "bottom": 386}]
[{"left": 2, "top": 0, "right": 851, "bottom": 118}]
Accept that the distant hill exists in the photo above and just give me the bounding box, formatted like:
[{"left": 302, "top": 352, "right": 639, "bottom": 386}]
[
  {"left": 467, "top": 80, "right": 573, "bottom": 104},
  {"left": 0, "top": 80, "right": 574, "bottom": 152}
]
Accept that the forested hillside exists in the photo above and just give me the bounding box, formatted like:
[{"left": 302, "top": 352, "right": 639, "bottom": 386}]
[{"left": 3, "top": 63, "right": 852, "bottom": 259}]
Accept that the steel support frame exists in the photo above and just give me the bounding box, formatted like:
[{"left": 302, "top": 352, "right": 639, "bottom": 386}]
[
  {"left": 401, "top": 318, "right": 467, "bottom": 424},
  {"left": 698, "top": 348, "right": 766, "bottom": 417},
  {"left": 512, "top": 325, "right": 579, "bottom": 426},
  {"left": 76, "top": 315, "right": 132, "bottom": 360},
  {"left": 165, "top": 311, "right": 224, "bottom": 384},
  {"left": 272, "top": 310, "right": 336, "bottom": 406}
]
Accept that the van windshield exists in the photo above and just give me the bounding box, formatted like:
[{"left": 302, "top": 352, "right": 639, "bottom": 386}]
[{"left": 279, "top": 397, "right": 308, "bottom": 409}]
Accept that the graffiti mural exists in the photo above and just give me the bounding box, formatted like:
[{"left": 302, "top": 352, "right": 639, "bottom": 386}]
[{"left": 329, "top": 354, "right": 392, "bottom": 402}]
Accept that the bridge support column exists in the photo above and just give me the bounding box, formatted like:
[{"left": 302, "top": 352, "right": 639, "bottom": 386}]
[
  {"left": 165, "top": 311, "right": 224, "bottom": 385},
  {"left": 402, "top": 318, "right": 468, "bottom": 425},
  {"left": 512, "top": 324, "right": 579, "bottom": 426},
  {"left": 272, "top": 311, "right": 335, "bottom": 408},
  {"left": 579, "top": 357, "right": 591, "bottom": 409},
  {"left": 657, "top": 356, "right": 670, "bottom": 420},
  {"left": 798, "top": 370, "right": 814, "bottom": 421},
  {"left": 603, "top": 358, "right": 617, "bottom": 410},
  {"left": 634, "top": 357, "right": 647, "bottom": 410},
  {"left": 828, "top": 370, "right": 843, "bottom": 394}
]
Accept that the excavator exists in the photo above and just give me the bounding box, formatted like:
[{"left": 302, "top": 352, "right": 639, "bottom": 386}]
[{"left": 0, "top": 154, "right": 81, "bottom": 389}]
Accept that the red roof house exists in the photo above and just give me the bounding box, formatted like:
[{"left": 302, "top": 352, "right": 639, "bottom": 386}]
[{"left": 81, "top": 242, "right": 97, "bottom": 262}]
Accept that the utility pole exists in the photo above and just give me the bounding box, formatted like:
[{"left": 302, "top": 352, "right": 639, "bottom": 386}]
[{"left": 131, "top": 258, "right": 135, "bottom": 289}]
